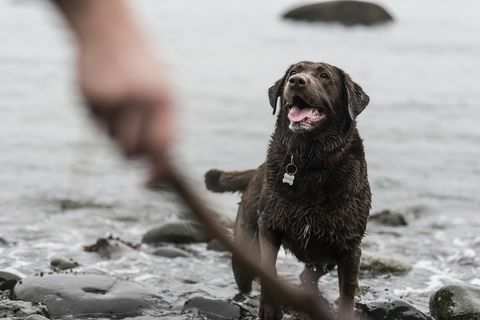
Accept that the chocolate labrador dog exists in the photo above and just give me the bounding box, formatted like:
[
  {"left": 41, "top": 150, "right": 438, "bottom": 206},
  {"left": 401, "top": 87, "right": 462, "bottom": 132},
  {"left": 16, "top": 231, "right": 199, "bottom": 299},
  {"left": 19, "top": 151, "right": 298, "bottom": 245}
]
[{"left": 205, "top": 61, "right": 371, "bottom": 320}]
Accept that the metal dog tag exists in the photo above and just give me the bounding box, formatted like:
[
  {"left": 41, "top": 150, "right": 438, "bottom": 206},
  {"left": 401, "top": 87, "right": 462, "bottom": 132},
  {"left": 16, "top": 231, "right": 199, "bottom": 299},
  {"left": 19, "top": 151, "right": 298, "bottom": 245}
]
[
  {"left": 282, "top": 172, "right": 295, "bottom": 185},
  {"left": 282, "top": 156, "right": 297, "bottom": 186}
]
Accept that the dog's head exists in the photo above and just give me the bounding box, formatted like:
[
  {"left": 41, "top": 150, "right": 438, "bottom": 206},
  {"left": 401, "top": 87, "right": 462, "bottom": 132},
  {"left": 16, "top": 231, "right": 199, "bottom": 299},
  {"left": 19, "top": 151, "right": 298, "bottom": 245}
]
[{"left": 268, "top": 61, "right": 369, "bottom": 134}]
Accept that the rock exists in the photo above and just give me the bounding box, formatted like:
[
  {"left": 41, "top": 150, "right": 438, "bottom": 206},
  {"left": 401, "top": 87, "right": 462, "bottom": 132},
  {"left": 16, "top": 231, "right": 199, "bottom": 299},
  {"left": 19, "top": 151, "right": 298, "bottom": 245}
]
[
  {"left": 0, "top": 270, "right": 22, "bottom": 291},
  {"left": 56, "top": 198, "right": 113, "bottom": 211},
  {"left": 50, "top": 257, "right": 80, "bottom": 271},
  {"left": 360, "top": 252, "right": 412, "bottom": 276},
  {"left": 357, "top": 300, "right": 431, "bottom": 320},
  {"left": 429, "top": 284, "right": 480, "bottom": 320},
  {"left": 151, "top": 247, "right": 191, "bottom": 258},
  {"left": 84, "top": 235, "right": 140, "bottom": 259},
  {"left": 370, "top": 210, "right": 408, "bottom": 227},
  {"left": 183, "top": 296, "right": 241, "bottom": 320},
  {"left": 0, "top": 299, "right": 49, "bottom": 319},
  {"left": 142, "top": 221, "right": 212, "bottom": 245},
  {"left": 24, "top": 315, "right": 51, "bottom": 320},
  {"left": 14, "top": 273, "right": 163, "bottom": 318},
  {"left": 282, "top": 1, "right": 394, "bottom": 27},
  {"left": 0, "top": 236, "right": 8, "bottom": 246}
]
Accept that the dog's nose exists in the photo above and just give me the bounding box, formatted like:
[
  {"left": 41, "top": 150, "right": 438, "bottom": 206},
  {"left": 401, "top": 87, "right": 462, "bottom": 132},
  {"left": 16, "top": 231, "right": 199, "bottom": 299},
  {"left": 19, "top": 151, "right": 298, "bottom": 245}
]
[{"left": 288, "top": 74, "right": 307, "bottom": 88}]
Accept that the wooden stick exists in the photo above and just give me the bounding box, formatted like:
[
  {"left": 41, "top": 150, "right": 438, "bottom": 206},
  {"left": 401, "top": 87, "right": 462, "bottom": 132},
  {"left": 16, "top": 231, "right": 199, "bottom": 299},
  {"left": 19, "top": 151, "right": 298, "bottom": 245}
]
[{"left": 159, "top": 163, "right": 334, "bottom": 320}]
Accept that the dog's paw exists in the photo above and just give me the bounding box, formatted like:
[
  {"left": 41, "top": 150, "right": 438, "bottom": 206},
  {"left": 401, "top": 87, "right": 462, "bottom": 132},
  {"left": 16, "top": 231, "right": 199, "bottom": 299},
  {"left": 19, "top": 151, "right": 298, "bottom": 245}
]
[
  {"left": 204, "top": 169, "right": 223, "bottom": 191},
  {"left": 259, "top": 302, "right": 283, "bottom": 320}
]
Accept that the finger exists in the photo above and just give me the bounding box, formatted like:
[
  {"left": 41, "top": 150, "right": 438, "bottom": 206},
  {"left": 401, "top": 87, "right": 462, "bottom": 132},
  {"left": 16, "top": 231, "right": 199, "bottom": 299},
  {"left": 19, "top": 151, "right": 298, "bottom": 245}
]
[{"left": 88, "top": 98, "right": 150, "bottom": 157}]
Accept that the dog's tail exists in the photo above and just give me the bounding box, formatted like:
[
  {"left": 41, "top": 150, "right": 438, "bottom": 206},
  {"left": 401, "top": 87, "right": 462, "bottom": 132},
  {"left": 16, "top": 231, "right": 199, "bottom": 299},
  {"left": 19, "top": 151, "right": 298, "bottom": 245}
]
[{"left": 204, "top": 169, "right": 256, "bottom": 193}]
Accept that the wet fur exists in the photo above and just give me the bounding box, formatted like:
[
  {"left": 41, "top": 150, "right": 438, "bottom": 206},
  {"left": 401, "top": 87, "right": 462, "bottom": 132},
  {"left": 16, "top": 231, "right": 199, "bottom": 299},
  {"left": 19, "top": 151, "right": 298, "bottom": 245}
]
[{"left": 205, "top": 61, "right": 371, "bottom": 320}]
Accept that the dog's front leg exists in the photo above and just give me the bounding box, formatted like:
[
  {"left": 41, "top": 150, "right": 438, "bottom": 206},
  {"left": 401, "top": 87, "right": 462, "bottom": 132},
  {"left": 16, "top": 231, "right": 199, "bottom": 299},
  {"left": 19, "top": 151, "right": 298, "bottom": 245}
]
[
  {"left": 336, "top": 247, "right": 361, "bottom": 320},
  {"left": 258, "top": 225, "right": 282, "bottom": 320}
]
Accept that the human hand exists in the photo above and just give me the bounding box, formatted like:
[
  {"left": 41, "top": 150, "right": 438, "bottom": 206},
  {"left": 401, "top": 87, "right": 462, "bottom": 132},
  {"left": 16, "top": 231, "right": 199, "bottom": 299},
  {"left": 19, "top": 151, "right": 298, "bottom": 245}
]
[{"left": 77, "top": 36, "right": 175, "bottom": 178}]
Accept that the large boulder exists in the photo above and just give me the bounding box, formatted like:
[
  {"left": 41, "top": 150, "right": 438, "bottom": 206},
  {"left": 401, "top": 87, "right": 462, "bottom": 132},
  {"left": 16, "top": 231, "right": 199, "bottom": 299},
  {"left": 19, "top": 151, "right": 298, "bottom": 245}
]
[
  {"left": 357, "top": 300, "right": 431, "bottom": 319},
  {"left": 282, "top": 1, "right": 394, "bottom": 27},
  {"left": 142, "top": 221, "right": 212, "bottom": 245},
  {"left": 360, "top": 252, "right": 412, "bottom": 276},
  {"left": 429, "top": 284, "right": 480, "bottom": 320},
  {"left": 13, "top": 273, "right": 163, "bottom": 318}
]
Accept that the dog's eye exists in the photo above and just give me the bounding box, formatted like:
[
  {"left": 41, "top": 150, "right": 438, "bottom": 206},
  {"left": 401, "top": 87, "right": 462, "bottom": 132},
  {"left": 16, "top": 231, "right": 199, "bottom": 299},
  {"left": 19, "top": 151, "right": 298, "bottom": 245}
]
[
  {"left": 320, "top": 73, "right": 329, "bottom": 79},
  {"left": 290, "top": 70, "right": 297, "bottom": 75}
]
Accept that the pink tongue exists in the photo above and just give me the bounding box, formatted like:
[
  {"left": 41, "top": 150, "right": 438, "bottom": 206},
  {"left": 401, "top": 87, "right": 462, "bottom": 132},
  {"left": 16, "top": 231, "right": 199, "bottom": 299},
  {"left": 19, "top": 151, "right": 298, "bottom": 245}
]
[{"left": 288, "top": 106, "right": 316, "bottom": 122}]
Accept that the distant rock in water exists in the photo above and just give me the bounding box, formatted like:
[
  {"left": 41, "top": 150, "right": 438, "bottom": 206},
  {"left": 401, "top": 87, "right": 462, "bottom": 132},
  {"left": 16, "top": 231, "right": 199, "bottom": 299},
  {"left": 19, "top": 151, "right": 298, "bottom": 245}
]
[
  {"left": 370, "top": 209, "right": 408, "bottom": 227},
  {"left": 142, "top": 221, "right": 212, "bottom": 245},
  {"left": 357, "top": 300, "right": 432, "bottom": 320},
  {"left": 13, "top": 273, "right": 164, "bottom": 319},
  {"left": 360, "top": 252, "right": 412, "bottom": 276},
  {"left": 430, "top": 284, "right": 480, "bottom": 320},
  {"left": 282, "top": 1, "right": 394, "bottom": 27},
  {"left": 183, "top": 296, "right": 241, "bottom": 320}
]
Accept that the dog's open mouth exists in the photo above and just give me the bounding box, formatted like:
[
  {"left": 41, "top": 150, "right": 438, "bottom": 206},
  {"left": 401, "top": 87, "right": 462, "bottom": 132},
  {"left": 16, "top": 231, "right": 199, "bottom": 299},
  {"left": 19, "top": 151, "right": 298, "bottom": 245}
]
[{"left": 287, "top": 96, "right": 325, "bottom": 132}]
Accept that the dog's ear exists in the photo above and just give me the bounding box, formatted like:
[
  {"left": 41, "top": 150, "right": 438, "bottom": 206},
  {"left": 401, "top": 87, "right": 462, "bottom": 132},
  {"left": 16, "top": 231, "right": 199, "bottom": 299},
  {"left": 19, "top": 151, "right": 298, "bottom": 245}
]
[
  {"left": 339, "top": 69, "right": 370, "bottom": 120},
  {"left": 268, "top": 66, "right": 292, "bottom": 115}
]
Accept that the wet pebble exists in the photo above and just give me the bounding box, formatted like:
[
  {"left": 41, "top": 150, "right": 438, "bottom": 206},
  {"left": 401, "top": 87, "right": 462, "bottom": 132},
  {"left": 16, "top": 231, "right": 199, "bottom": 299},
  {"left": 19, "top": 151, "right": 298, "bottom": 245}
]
[
  {"left": 282, "top": 0, "right": 394, "bottom": 26},
  {"left": 13, "top": 273, "right": 164, "bottom": 319},
  {"left": 142, "top": 221, "right": 212, "bottom": 245},
  {"left": 370, "top": 209, "right": 408, "bottom": 227},
  {"left": 83, "top": 235, "right": 140, "bottom": 259},
  {"left": 360, "top": 252, "right": 412, "bottom": 276},
  {"left": 429, "top": 284, "right": 480, "bottom": 320},
  {"left": 24, "top": 315, "right": 51, "bottom": 320},
  {"left": 0, "top": 299, "right": 49, "bottom": 319},
  {"left": 357, "top": 300, "right": 432, "bottom": 319},
  {"left": 183, "top": 296, "right": 241, "bottom": 320},
  {"left": 50, "top": 257, "right": 80, "bottom": 271},
  {"left": 151, "top": 247, "right": 191, "bottom": 258}
]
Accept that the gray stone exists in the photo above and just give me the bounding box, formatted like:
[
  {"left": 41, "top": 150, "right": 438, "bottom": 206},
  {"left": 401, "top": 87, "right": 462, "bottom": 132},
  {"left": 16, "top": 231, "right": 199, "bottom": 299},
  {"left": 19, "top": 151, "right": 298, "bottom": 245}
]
[
  {"left": 13, "top": 273, "right": 163, "bottom": 319},
  {"left": 283, "top": 1, "right": 394, "bottom": 27},
  {"left": 360, "top": 252, "right": 412, "bottom": 276},
  {"left": 0, "top": 299, "right": 49, "bottom": 319},
  {"left": 0, "top": 236, "right": 8, "bottom": 246},
  {"left": 357, "top": 300, "right": 431, "bottom": 319},
  {"left": 142, "top": 221, "right": 212, "bottom": 245},
  {"left": 370, "top": 210, "right": 408, "bottom": 227},
  {"left": 56, "top": 198, "right": 113, "bottom": 211},
  {"left": 24, "top": 315, "right": 51, "bottom": 320},
  {"left": 429, "top": 284, "right": 480, "bottom": 320},
  {"left": 151, "top": 247, "right": 191, "bottom": 258},
  {"left": 183, "top": 296, "right": 241, "bottom": 320},
  {"left": 50, "top": 257, "right": 80, "bottom": 271}
]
